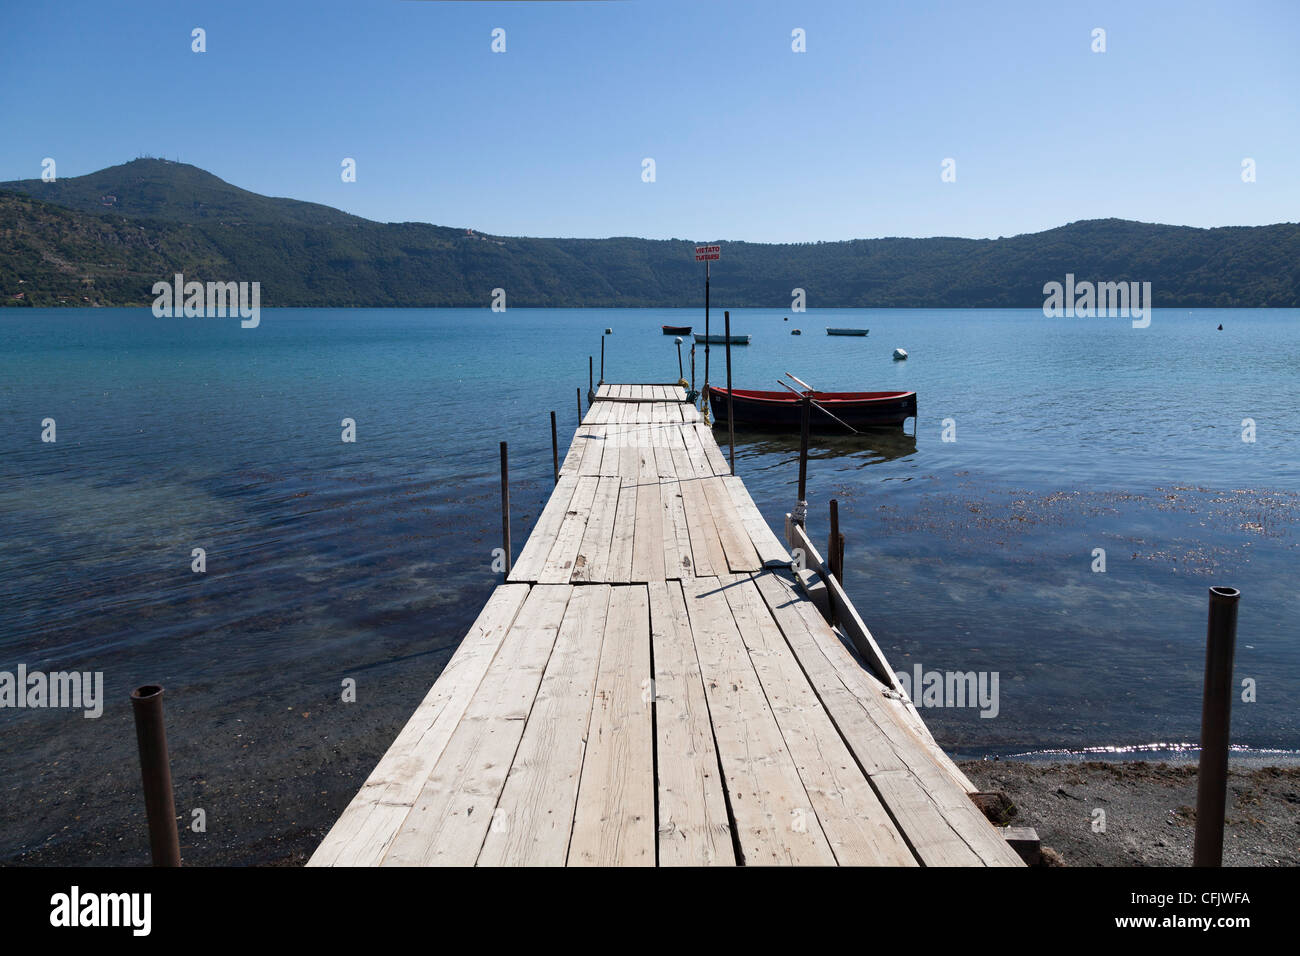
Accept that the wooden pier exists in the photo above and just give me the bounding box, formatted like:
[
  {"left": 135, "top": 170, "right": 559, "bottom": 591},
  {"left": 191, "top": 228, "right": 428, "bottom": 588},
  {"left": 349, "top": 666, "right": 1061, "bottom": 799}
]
[{"left": 309, "top": 384, "right": 1022, "bottom": 867}]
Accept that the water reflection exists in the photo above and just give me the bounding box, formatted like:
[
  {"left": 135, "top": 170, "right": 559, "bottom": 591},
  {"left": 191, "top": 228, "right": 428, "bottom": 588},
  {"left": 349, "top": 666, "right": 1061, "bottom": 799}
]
[{"left": 720, "top": 426, "right": 918, "bottom": 470}]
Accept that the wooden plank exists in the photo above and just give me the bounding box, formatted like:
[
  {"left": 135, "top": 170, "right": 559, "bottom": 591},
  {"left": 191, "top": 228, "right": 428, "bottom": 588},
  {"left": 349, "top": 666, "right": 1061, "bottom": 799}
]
[
  {"left": 598, "top": 424, "right": 623, "bottom": 477},
  {"left": 538, "top": 476, "right": 599, "bottom": 584},
  {"left": 572, "top": 475, "right": 620, "bottom": 583},
  {"left": 577, "top": 424, "right": 605, "bottom": 475},
  {"left": 569, "top": 585, "right": 655, "bottom": 865},
  {"left": 678, "top": 477, "right": 727, "bottom": 578},
  {"left": 652, "top": 439, "right": 678, "bottom": 480},
  {"left": 694, "top": 422, "right": 731, "bottom": 475},
  {"left": 679, "top": 419, "right": 709, "bottom": 471},
  {"left": 560, "top": 426, "right": 591, "bottom": 476},
  {"left": 701, "top": 476, "right": 762, "bottom": 572},
  {"left": 661, "top": 479, "right": 692, "bottom": 580},
  {"left": 477, "top": 585, "right": 612, "bottom": 866},
  {"left": 721, "top": 575, "right": 916, "bottom": 865},
  {"left": 649, "top": 581, "right": 734, "bottom": 865},
  {"left": 607, "top": 478, "right": 637, "bottom": 583},
  {"left": 631, "top": 459, "right": 665, "bottom": 583},
  {"left": 680, "top": 576, "right": 836, "bottom": 865},
  {"left": 509, "top": 476, "right": 580, "bottom": 582},
  {"left": 308, "top": 583, "right": 532, "bottom": 866},
  {"left": 381, "top": 585, "right": 573, "bottom": 866},
  {"left": 722, "top": 476, "right": 791, "bottom": 568}
]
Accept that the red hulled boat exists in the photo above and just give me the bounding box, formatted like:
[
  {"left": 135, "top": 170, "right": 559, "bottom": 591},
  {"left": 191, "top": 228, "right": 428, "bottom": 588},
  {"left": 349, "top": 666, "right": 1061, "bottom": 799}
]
[{"left": 708, "top": 386, "right": 917, "bottom": 431}]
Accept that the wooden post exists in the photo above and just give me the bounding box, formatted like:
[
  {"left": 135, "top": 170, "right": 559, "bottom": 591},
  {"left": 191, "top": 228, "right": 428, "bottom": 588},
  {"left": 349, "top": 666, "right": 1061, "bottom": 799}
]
[
  {"left": 576, "top": 387, "right": 582, "bottom": 422},
  {"left": 690, "top": 346, "right": 696, "bottom": 396},
  {"left": 724, "top": 310, "right": 735, "bottom": 474},
  {"left": 589, "top": 356, "right": 593, "bottom": 395},
  {"left": 499, "top": 441, "right": 512, "bottom": 576},
  {"left": 600, "top": 336, "right": 605, "bottom": 382},
  {"left": 827, "top": 499, "right": 840, "bottom": 626},
  {"left": 828, "top": 499, "right": 840, "bottom": 583},
  {"left": 550, "top": 411, "right": 559, "bottom": 484},
  {"left": 130, "top": 685, "right": 181, "bottom": 866},
  {"left": 675, "top": 337, "right": 683, "bottom": 379},
  {"left": 795, "top": 393, "right": 810, "bottom": 527},
  {"left": 1194, "top": 585, "right": 1240, "bottom": 867}
]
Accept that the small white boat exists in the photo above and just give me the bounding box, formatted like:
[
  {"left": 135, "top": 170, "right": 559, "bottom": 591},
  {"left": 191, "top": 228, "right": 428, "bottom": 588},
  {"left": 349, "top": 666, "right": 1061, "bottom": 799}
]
[
  {"left": 893, "top": 348, "right": 908, "bottom": 361},
  {"left": 694, "top": 333, "right": 751, "bottom": 345},
  {"left": 826, "top": 328, "right": 869, "bottom": 337}
]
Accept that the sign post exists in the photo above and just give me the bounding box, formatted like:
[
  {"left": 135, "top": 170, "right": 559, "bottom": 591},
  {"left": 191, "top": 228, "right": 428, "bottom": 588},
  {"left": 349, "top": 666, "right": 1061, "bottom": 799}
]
[{"left": 694, "top": 244, "right": 720, "bottom": 420}]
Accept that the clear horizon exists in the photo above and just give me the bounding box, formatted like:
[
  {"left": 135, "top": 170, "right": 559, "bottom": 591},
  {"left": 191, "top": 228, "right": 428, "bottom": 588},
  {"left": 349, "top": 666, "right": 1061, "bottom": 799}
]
[{"left": 1, "top": 0, "right": 1296, "bottom": 243}]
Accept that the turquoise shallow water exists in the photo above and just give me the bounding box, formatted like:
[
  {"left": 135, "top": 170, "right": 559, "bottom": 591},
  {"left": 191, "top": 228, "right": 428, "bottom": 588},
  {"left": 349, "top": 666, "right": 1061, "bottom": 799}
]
[{"left": 0, "top": 306, "right": 1296, "bottom": 862}]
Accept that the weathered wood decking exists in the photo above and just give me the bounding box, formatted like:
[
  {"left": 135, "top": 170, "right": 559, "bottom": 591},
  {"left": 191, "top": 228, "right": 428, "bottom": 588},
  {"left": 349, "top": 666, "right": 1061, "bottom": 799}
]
[{"left": 309, "top": 384, "right": 1021, "bottom": 867}]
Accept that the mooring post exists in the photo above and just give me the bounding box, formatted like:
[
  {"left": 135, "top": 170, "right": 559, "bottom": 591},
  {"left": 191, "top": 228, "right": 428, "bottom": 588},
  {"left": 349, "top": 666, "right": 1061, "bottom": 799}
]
[
  {"left": 675, "top": 337, "right": 684, "bottom": 380},
  {"left": 724, "top": 310, "right": 735, "bottom": 475},
  {"left": 828, "top": 499, "right": 841, "bottom": 583},
  {"left": 827, "top": 499, "right": 842, "bottom": 626},
  {"left": 600, "top": 336, "right": 605, "bottom": 383},
  {"left": 1194, "top": 585, "right": 1240, "bottom": 866},
  {"left": 130, "top": 685, "right": 181, "bottom": 867},
  {"left": 576, "top": 387, "right": 582, "bottom": 423},
  {"left": 499, "top": 441, "right": 512, "bottom": 576},
  {"left": 550, "top": 410, "right": 559, "bottom": 484},
  {"left": 690, "top": 346, "right": 696, "bottom": 396},
  {"left": 794, "top": 393, "right": 811, "bottom": 527},
  {"left": 589, "top": 356, "right": 593, "bottom": 396}
]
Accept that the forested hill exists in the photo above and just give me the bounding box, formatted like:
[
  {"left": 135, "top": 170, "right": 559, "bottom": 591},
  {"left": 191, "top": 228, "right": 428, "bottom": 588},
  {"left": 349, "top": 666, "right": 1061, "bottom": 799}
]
[{"left": 2, "top": 159, "right": 1297, "bottom": 308}]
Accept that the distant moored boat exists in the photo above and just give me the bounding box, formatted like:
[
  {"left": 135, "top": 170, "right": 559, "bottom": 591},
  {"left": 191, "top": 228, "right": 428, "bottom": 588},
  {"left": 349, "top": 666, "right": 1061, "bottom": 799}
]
[
  {"left": 694, "top": 333, "right": 750, "bottom": 345},
  {"left": 826, "top": 327, "right": 869, "bottom": 336},
  {"left": 893, "top": 348, "right": 908, "bottom": 360},
  {"left": 662, "top": 324, "right": 692, "bottom": 335}
]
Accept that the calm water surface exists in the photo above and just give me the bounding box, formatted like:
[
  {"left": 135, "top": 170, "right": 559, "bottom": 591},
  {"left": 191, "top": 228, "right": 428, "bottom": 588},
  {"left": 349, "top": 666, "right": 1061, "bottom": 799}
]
[{"left": 1, "top": 307, "right": 1296, "bottom": 862}]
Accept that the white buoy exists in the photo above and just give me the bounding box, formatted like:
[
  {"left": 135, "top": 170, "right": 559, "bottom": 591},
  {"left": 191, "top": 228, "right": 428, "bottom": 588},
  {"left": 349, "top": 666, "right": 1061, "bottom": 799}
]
[{"left": 892, "top": 348, "right": 908, "bottom": 361}]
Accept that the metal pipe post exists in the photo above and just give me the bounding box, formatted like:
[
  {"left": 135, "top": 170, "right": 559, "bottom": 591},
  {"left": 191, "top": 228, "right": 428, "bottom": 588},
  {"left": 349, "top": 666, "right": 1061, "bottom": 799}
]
[
  {"left": 1194, "top": 585, "right": 1240, "bottom": 866},
  {"left": 130, "top": 685, "right": 181, "bottom": 867}
]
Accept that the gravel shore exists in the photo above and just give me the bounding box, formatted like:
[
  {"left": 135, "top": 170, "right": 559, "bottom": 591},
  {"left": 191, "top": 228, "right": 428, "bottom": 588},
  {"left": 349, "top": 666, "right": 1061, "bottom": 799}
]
[{"left": 960, "top": 759, "right": 1300, "bottom": 866}]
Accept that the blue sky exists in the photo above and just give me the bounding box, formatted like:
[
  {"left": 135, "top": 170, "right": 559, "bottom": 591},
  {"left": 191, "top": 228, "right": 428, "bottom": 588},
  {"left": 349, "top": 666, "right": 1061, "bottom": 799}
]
[{"left": 1, "top": 0, "right": 1295, "bottom": 242}]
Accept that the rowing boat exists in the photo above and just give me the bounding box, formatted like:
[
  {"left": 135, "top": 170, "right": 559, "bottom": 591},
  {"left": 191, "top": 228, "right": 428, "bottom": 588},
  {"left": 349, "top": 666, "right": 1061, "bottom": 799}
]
[{"left": 708, "top": 386, "right": 916, "bottom": 431}]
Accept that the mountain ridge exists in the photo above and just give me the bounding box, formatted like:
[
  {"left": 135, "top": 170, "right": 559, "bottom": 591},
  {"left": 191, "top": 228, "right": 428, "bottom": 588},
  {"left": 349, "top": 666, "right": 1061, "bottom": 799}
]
[{"left": 2, "top": 159, "right": 1297, "bottom": 308}]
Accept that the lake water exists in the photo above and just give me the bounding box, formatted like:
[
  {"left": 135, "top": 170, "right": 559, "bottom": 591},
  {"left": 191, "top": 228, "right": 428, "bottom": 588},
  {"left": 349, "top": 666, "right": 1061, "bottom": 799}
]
[{"left": 1, "top": 306, "right": 1297, "bottom": 863}]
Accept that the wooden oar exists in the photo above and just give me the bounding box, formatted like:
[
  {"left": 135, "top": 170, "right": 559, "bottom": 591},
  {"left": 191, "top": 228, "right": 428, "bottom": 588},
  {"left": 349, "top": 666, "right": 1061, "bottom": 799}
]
[{"left": 777, "top": 378, "right": 860, "bottom": 435}]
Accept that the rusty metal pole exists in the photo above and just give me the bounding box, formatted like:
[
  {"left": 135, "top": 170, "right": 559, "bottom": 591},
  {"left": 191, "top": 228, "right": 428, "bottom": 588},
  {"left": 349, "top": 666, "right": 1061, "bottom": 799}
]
[
  {"left": 130, "top": 685, "right": 181, "bottom": 866},
  {"left": 499, "top": 441, "right": 512, "bottom": 576},
  {"left": 724, "top": 310, "right": 735, "bottom": 475},
  {"left": 550, "top": 411, "right": 559, "bottom": 484},
  {"left": 1194, "top": 585, "right": 1240, "bottom": 867}
]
